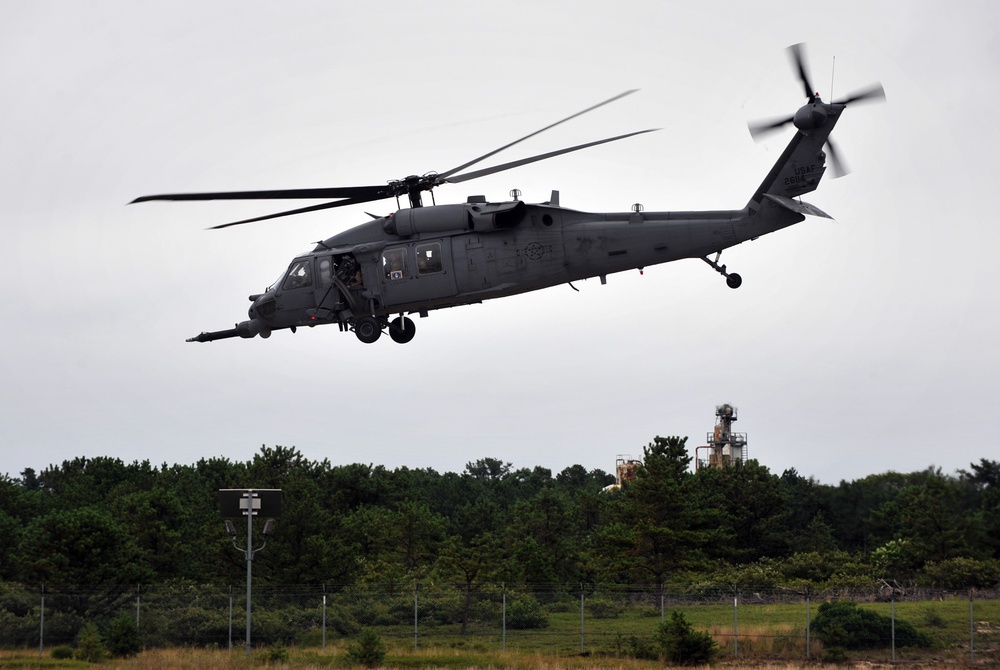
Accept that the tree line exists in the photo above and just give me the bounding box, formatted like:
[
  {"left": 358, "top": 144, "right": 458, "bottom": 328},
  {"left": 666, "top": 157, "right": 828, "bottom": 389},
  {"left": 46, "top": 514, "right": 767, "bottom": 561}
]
[{"left": 1, "top": 439, "right": 998, "bottom": 590}]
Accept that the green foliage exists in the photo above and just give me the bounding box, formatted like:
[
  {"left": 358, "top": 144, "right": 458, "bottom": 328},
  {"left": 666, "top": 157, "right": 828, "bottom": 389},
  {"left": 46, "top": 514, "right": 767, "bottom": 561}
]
[
  {"left": 505, "top": 595, "right": 548, "bottom": 629},
  {"left": 812, "top": 600, "right": 934, "bottom": 650},
  {"left": 694, "top": 459, "right": 790, "bottom": 563},
  {"left": 74, "top": 621, "right": 106, "bottom": 663},
  {"left": 656, "top": 610, "right": 718, "bottom": 665},
  {"left": 105, "top": 614, "right": 142, "bottom": 657},
  {"left": 345, "top": 628, "right": 386, "bottom": 667},
  {"left": 921, "top": 605, "right": 947, "bottom": 628},
  {"left": 921, "top": 557, "right": 1000, "bottom": 588},
  {"left": 608, "top": 633, "right": 659, "bottom": 660},
  {"left": 51, "top": 646, "right": 74, "bottom": 659},
  {"left": 585, "top": 596, "right": 625, "bottom": 619},
  {"left": 5, "top": 444, "right": 1000, "bottom": 592},
  {"left": 260, "top": 642, "right": 289, "bottom": 664}
]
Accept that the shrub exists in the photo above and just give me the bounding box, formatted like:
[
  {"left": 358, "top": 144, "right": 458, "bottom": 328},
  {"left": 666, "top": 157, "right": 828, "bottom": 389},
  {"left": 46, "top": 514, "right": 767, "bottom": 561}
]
[
  {"left": 506, "top": 596, "right": 549, "bottom": 630},
  {"left": 922, "top": 605, "right": 947, "bottom": 628},
  {"left": 812, "top": 600, "right": 934, "bottom": 650},
  {"left": 75, "top": 622, "right": 106, "bottom": 663},
  {"left": 586, "top": 597, "right": 625, "bottom": 619},
  {"left": 105, "top": 614, "right": 142, "bottom": 657},
  {"left": 345, "top": 628, "right": 386, "bottom": 668},
  {"left": 261, "top": 642, "right": 289, "bottom": 664},
  {"left": 657, "top": 610, "right": 718, "bottom": 665},
  {"left": 51, "top": 646, "right": 74, "bottom": 660},
  {"left": 608, "top": 633, "right": 659, "bottom": 660}
]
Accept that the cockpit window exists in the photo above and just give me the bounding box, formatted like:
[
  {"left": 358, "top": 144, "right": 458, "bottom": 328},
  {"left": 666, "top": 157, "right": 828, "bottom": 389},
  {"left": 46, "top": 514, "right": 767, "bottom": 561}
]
[
  {"left": 282, "top": 259, "right": 313, "bottom": 290},
  {"left": 382, "top": 248, "right": 408, "bottom": 281},
  {"left": 416, "top": 243, "right": 443, "bottom": 275}
]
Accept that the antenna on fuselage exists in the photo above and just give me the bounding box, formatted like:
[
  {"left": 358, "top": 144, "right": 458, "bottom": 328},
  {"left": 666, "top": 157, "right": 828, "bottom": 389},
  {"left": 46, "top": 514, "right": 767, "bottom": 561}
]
[{"left": 830, "top": 56, "right": 836, "bottom": 102}]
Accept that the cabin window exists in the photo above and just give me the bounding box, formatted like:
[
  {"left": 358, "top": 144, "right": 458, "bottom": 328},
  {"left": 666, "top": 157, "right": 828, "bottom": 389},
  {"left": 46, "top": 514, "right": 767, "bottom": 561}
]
[
  {"left": 382, "top": 248, "right": 408, "bottom": 280},
  {"left": 281, "top": 259, "right": 313, "bottom": 290},
  {"left": 416, "top": 242, "right": 443, "bottom": 275},
  {"left": 317, "top": 256, "right": 333, "bottom": 287}
]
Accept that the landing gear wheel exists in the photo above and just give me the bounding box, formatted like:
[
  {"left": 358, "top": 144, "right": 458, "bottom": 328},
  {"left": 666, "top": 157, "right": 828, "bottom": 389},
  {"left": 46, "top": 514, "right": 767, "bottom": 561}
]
[
  {"left": 726, "top": 273, "right": 743, "bottom": 289},
  {"left": 354, "top": 316, "right": 382, "bottom": 344},
  {"left": 389, "top": 316, "right": 416, "bottom": 344}
]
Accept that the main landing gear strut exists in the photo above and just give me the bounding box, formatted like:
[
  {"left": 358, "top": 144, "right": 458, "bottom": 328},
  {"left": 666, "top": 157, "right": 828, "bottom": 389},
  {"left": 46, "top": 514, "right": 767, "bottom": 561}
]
[
  {"left": 351, "top": 315, "right": 417, "bottom": 344},
  {"left": 702, "top": 252, "right": 742, "bottom": 289}
]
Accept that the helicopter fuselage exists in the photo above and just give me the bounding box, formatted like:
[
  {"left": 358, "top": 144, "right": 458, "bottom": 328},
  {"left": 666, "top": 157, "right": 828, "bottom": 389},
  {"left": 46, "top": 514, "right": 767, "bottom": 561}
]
[{"left": 230, "top": 187, "right": 810, "bottom": 345}]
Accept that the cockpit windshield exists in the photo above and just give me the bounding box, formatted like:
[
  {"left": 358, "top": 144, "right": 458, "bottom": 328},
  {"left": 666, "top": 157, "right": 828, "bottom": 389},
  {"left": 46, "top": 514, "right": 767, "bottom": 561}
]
[
  {"left": 281, "top": 259, "right": 313, "bottom": 290},
  {"left": 266, "top": 270, "right": 286, "bottom": 292}
]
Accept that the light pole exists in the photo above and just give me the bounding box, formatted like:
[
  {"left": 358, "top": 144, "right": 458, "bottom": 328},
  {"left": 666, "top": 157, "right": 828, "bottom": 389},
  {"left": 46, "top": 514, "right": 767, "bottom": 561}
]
[{"left": 220, "top": 489, "right": 281, "bottom": 655}]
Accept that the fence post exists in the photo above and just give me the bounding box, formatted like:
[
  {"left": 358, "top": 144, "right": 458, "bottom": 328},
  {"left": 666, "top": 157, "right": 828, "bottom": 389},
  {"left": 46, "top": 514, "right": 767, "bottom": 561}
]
[
  {"left": 891, "top": 594, "right": 896, "bottom": 662},
  {"left": 413, "top": 581, "right": 419, "bottom": 650},
  {"left": 502, "top": 583, "right": 506, "bottom": 652},
  {"left": 321, "top": 591, "right": 327, "bottom": 652},
  {"left": 228, "top": 587, "right": 233, "bottom": 652},
  {"left": 136, "top": 584, "right": 141, "bottom": 628},
  {"left": 660, "top": 584, "right": 665, "bottom": 625},
  {"left": 579, "top": 584, "right": 585, "bottom": 654},
  {"left": 733, "top": 591, "right": 739, "bottom": 658},
  {"left": 38, "top": 585, "right": 44, "bottom": 658},
  {"left": 970, "top": 588, "right": 975, "bottom": 663},
  {"left": 805, "top": 594, "right": 811, "bottom": 660}
]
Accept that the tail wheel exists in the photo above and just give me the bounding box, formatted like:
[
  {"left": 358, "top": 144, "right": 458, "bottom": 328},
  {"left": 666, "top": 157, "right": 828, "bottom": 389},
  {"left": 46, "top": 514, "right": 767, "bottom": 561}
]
[
  {"left": 354, "top": 316, "right": 381, "bottom": 344},
  {"left": 389, "top": 316, "right": 416, "bottom": 344}
]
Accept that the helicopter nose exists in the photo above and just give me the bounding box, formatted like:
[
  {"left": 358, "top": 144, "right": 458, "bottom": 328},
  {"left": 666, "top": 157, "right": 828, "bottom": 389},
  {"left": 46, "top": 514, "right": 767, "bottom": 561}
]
[{"left": 249, "top": 293, "right": 277, "bottom": 323}]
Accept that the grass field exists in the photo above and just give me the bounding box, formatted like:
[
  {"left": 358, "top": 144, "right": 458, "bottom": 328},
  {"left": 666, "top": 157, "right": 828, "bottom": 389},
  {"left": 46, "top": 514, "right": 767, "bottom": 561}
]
[{"left": 2, "top": 597, "right": 997, "bottom": 668}]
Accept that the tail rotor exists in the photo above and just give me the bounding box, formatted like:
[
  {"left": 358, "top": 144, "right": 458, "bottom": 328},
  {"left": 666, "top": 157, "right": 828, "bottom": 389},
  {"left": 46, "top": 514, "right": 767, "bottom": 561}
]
[{"left": 749, "top": 43, "right": 885, "bottom": 178}]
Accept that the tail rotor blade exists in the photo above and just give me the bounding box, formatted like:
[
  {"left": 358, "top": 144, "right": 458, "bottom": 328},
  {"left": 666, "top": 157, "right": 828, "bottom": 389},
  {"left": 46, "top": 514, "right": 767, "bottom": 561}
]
[
  {"left": 834, "top": 82, "right": 886, "bottom": 106},
  {"left": 787, "top": 43, "right": 817, "bottom": 102},
  {"left": 749, "top": 114, "right": 795, "bottom": 140},
  {"left": 825, "top": 139, "right": 849, "bottom": 179}
]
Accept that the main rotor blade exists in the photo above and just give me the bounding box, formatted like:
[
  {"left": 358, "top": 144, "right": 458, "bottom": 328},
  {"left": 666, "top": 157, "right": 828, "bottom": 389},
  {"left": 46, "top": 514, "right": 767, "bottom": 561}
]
[
  {"left": 787, "top": 43, "right": 817, "bottom": 103},
  {"left": 437, "top": 90, "right": 639, "bottom": 181},
  {"left": 442, "top": 128, "right": 659, "bottom": 184},
  {"left": 131, "top": 185, "right": 390, "bottom": 204},
  {"left": 834, "top": 82, "right": 886, "bottom": 106},
  {"left": 207, "top": 196, "right": 383, "bottom": 229}
]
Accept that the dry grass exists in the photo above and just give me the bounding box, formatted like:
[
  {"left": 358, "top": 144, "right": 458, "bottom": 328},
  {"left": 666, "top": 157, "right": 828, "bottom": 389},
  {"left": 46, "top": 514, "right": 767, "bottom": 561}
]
[{"left": 0, "top": 647, "right": 973, "bottom": 670}]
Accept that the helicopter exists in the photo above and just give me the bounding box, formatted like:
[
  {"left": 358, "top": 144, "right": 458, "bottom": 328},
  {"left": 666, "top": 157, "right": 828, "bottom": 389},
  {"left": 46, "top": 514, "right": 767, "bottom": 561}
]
[{"left": 133, "top": 44, "right": 883, "bottom": 345}]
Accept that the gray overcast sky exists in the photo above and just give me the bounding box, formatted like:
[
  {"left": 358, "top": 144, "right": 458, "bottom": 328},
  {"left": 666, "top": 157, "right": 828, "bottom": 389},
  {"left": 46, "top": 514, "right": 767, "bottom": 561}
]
[{"left": 2, "top": 1, "right": 998, "bottom": 484}]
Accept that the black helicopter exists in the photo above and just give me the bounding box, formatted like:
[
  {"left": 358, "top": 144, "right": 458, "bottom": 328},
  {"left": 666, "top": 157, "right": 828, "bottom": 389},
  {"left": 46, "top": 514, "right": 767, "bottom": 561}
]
[{"left": 133, "top": 44, "right": 883, "bottom": 345}]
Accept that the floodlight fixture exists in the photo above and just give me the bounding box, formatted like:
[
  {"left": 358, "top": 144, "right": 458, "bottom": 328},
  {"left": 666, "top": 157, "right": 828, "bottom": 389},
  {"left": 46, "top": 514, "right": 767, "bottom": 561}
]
[{"left": 219, "top": 488, "right": 282, "bottom": 655}]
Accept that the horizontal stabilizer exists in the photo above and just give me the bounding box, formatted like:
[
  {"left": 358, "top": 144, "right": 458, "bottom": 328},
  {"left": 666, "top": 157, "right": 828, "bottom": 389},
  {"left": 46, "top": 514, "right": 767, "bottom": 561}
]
[{"left": 763, "top": 194, "right": 833, "bottom": 219}]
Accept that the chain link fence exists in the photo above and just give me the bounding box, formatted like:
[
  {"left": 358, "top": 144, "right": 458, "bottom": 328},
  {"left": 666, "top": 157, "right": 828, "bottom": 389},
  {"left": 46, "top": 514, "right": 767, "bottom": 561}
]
[{"left": 2, "top": 582, "right": 997, "bottom": 663}]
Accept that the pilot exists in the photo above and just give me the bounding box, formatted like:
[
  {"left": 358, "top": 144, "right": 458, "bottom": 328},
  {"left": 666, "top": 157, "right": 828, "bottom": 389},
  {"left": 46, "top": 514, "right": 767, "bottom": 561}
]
[{"left": 288, "top": 262, "right": 311, "bottom": 289}]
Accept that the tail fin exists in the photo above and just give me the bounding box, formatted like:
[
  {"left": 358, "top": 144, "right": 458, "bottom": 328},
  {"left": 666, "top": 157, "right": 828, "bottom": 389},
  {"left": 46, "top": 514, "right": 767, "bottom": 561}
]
[{"left": 746, "top": 109, "right": 841, "bottom": 211}]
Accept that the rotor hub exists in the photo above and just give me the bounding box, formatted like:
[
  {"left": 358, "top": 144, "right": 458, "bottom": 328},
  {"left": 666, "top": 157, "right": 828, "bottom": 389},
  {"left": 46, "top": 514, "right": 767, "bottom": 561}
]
[{"left": 793, "top": 102, "right": 829, "bottom": 131}]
